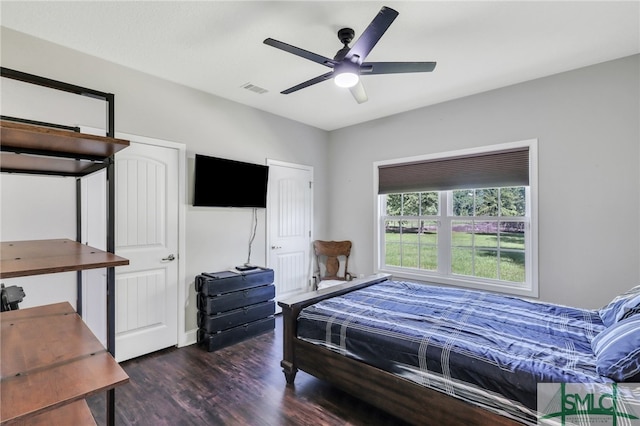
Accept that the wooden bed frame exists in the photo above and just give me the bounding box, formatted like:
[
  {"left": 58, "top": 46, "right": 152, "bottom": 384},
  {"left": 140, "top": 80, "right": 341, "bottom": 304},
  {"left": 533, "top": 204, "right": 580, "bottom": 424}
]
[{"left": 278, "top": 274, "right": 525, "bottom": 426}]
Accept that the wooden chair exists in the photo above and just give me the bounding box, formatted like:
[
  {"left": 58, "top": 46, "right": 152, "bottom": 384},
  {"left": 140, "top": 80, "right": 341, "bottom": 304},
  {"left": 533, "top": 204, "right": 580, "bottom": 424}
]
[{"left": 313, "top": 240, "right": 353, "bottom": 290}]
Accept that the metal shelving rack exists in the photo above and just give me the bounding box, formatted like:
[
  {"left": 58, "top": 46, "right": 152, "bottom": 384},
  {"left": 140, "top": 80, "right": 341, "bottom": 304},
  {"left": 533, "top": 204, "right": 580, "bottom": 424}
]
[{"left": 0, "top": 67, "right": 130, "bottom": 425}]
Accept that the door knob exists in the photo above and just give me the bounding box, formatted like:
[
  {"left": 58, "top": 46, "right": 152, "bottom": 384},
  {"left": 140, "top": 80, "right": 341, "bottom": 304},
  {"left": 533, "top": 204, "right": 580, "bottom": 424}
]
[{"left": 162, "top": 254, "right": 176, "bottom": 261}]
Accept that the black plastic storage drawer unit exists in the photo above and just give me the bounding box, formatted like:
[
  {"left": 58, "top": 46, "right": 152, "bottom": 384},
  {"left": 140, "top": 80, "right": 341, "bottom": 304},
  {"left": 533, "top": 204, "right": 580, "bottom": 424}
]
[
  {"left": 197, "top": 301, "right": 275, "bottom": 333},
  {"left": 196, "top": 268, "right": 274, "bottom": 296},
  {"left": 197, "top": 317, "right": 275, "bottom": 352},
  {"left": 195, "top": 267, "right": 275, "bottom": 352},
  {"left": 197, "top": 283, "right": 275, "bottom": 313}
]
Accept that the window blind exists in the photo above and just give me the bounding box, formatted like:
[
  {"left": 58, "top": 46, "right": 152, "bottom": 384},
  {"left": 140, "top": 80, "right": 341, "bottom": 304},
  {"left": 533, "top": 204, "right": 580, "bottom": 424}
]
[{"left": 378, "top": 147, "right": 529, "bottom": 194}]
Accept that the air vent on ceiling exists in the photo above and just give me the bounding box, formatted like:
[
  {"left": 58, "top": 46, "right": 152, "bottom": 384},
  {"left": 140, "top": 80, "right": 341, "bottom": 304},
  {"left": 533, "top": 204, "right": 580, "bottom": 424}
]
[{"left": 241, "top": 83, "right": 268, "bottom": 95}]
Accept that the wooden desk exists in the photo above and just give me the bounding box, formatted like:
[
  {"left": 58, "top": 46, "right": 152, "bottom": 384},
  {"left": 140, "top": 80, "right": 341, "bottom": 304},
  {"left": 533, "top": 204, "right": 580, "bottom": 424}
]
[{"left": 1, "top": 302, "right": 129, "bottom": 424}]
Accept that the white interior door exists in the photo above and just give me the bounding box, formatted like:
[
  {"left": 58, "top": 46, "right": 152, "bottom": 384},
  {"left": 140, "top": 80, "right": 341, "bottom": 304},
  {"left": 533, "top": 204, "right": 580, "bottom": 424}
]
[
  {"left": 114, "top": 141, "right": 179, "bottom": 362},
  {"left": 267, "top": 160, "right": 313, "bottom": 310}
]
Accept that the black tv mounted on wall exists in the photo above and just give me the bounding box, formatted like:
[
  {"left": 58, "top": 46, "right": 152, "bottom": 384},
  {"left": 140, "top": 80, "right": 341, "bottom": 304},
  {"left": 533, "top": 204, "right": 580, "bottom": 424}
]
[{"left": 193, "top": 154, "right": 269, "bottom": 208}]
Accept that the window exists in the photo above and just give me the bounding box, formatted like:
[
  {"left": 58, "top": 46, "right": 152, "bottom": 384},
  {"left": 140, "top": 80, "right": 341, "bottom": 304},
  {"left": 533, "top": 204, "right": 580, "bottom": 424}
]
[{"left": 375, "top": 140, "right": 538, "bottom": 297}]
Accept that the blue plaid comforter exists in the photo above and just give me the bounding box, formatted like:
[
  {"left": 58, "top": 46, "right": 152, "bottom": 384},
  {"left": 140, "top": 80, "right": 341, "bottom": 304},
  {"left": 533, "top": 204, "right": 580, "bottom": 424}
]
[{"left": 297, "top": 280, "right": 610, "bottom": 424}]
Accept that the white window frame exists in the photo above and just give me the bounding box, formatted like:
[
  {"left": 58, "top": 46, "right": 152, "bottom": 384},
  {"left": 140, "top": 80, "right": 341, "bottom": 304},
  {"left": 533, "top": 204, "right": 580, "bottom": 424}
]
[{"left": 373, "top": 139, "right": 538, "bottom": 298}]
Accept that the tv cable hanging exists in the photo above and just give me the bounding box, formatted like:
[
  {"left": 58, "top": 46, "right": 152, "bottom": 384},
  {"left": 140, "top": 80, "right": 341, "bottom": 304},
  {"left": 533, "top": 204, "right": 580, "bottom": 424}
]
[{"left": 236, "top": 208, "right": 259, "bottom": 272}]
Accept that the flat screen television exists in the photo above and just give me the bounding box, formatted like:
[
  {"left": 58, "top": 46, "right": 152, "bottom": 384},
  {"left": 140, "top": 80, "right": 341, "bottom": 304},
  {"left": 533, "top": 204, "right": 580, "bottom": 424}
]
[{"left": 193, "top": 154, "right": 269, "bottom": 208}]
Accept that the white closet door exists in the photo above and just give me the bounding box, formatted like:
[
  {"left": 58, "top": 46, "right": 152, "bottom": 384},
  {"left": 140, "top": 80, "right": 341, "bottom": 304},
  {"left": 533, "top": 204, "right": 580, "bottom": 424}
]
[
  {"left": 81, "top": 169, "right": 107, "bottom": 347},
  {"left": 267, "top": 160, "right": 313, "bottom": 311}
]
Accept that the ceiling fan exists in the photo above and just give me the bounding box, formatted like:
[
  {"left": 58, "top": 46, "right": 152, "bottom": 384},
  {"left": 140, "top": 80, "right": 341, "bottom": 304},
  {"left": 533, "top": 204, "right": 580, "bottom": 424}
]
[{"left": 263, "top": 5, "right": 436, "bottom": 104}]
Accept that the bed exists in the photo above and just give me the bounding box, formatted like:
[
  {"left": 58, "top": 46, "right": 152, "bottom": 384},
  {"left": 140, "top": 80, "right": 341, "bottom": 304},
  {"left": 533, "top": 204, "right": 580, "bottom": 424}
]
[{"left": 278, "top": 274, "right": 640, "bottom": 425}]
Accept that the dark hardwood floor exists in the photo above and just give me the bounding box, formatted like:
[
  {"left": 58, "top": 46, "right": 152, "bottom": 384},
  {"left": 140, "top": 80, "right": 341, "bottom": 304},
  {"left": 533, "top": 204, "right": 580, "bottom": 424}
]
[{"left": 87, "top": 314, "right": 410, "bottom": 425}]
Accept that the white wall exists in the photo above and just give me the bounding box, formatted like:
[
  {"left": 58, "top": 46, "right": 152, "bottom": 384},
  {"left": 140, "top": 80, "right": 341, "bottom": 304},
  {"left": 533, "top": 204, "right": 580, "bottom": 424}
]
[
  {"left": 329, "top": 54, "right": 640, "bottom": 309},
  {"left": 0, "top": 174, "right": 78, "bottom": 308},
  {"left": 0, "top": 28, "right": 330, "bottom": 337}
]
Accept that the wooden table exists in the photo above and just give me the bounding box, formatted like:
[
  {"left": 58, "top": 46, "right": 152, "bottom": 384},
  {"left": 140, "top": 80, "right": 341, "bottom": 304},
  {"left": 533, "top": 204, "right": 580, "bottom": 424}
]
[{"left": 1, "top": 302, "right": 129, "bottom": 424}]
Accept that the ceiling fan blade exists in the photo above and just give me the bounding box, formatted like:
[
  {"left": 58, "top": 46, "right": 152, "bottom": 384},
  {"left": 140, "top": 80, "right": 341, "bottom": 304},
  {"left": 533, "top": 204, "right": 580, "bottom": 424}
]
[
  {"left": 349, "top": 80, "right": 368, "bottom": 104},
  {"left": 281, "top": 72, "right": 334, "bottom": 94},
  {"left": 346, "top": 6, "right": 399, "bottom": 64},
  {"left": 361, "top": 61, "right": 437, "bottom": 75},
  {"left": 264, "top": 38, "right": 336, "bottom": 68}
]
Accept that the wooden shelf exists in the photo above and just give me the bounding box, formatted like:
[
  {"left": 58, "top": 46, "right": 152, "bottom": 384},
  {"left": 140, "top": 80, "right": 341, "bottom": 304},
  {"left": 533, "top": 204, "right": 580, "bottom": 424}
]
[
  {"left": 0, "top": 302, "right": 129, "bottom": 424},
  {"left": 0, "top": 120, "right": 129, "bottom": 176},
  {"left": 0, "top": 239, "right": 129, "bottom": 279},
  {"left": 13, "top": 400, "right": 97, "bottom": 426}
]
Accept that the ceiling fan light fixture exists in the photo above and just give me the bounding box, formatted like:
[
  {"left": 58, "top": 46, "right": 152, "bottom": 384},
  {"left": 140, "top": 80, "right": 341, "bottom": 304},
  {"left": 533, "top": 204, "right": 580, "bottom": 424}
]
[
  {"left": 334, "top": 71, "right": 359, "bottom": 88},
  {"left": 264, "top": 6, "right": 436, "bottom": 103}
]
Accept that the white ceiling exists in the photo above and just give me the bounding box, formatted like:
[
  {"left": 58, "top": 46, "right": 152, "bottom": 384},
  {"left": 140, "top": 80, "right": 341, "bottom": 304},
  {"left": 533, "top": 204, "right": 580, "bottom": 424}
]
[{"left": 1, "top": 1, "right": 639, "bottom": 131}]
